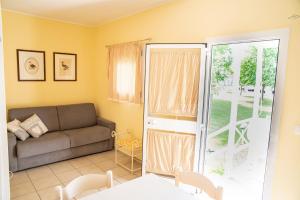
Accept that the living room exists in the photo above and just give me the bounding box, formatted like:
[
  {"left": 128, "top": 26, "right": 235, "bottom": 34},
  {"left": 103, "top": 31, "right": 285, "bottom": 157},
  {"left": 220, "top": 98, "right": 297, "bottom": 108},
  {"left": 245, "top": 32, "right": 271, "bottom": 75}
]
[{"left": 0, "top": 0, "right": 299, "bottom": 200}]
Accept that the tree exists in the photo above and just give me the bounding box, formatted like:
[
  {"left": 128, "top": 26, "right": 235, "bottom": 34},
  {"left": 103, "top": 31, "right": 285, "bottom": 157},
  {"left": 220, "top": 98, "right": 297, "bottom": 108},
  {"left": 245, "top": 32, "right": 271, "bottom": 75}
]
[
  {"left": 239, "top": 46, "right": 257, "bottom": 94},
  {"left": 239, "top": 46, "right": 278, "bottom": 99},
  {"left": 262, "top": 48, "right": 278, "bottom": 99},
  {"left": 211, "top": 45, "right": 233, "bottom": 94}
]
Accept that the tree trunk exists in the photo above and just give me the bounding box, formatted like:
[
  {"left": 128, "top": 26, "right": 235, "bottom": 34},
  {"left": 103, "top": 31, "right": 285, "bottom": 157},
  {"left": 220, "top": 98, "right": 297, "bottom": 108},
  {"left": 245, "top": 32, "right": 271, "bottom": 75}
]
[
  {"left": 261, "top": 85, "right": 265, "bottom": 100},
  {"left": 240, "top": 85, "right": 243, "bottom": 95}
]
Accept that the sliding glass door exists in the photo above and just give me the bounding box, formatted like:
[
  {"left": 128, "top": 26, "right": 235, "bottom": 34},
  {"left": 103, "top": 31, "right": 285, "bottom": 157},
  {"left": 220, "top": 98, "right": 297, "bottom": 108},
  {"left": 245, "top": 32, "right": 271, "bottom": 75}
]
[{"left": 202, "top": 40, "right": 280, "bottom": 200}]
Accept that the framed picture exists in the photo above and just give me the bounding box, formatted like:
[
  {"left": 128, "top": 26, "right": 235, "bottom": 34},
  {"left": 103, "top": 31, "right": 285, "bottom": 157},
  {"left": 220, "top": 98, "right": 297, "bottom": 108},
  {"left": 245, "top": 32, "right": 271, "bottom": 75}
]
[
  {"left": 17, "top": 49, "right": 46, "bottom": 81},
  {"left": 53, "top": 52, "right": 77, "bottom": 81}
]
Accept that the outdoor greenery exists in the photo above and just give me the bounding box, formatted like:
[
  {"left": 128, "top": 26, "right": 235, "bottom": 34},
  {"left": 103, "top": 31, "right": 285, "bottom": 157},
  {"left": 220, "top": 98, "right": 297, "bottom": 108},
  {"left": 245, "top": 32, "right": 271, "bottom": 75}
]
[
  {"left": 208, "top": 99, "right": 253, "bottom": 133},
  {"left": 239, "top": 46, "right": 278, "bottom": 99},
  {"left": 208, "top": 99, "right": 272, "bottom": 146},
  {"left": 208, "top": 44, "right": 278, "bottom": 177},
  {"left": 211, "top": 45, "right": 233, "bottom": 93},
  {"left": 262, "top": 48, "right": 278, "bottom": 99},
  {"left": 212, "top": 45, "right": 278, "bottom": 99},
  {"left": 239, "top": 46, "right": 257, "bottom": 89}
]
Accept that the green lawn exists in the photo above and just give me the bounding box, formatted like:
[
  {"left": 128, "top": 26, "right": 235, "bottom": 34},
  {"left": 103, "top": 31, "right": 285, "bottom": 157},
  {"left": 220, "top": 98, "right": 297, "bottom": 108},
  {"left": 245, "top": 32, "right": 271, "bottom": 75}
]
[
  {"left": 208, "top": 99, "right": 253, "bottom": 146},
  {"left": 208, "top": 99, "right": 253, "bottom": 132},
  {"left": 208, "top": 98, "right": 272, "bottom": 146}
]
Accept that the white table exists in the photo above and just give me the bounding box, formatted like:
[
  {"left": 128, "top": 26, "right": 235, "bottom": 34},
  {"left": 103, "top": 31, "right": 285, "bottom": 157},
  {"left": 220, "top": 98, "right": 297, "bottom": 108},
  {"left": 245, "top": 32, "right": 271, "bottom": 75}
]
[{"left": 80, "top": 174, "right": 199, "bottom": 200}]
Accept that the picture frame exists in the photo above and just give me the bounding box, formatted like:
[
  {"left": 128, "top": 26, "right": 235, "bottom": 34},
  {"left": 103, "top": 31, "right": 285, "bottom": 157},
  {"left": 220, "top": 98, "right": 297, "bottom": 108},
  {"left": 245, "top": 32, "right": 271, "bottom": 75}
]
[
  {"left": 17, "top": 49, "right": 46, "bottom": 81},
  {"left": 53, "top": 52, "right": 77, "bottom": 81}
]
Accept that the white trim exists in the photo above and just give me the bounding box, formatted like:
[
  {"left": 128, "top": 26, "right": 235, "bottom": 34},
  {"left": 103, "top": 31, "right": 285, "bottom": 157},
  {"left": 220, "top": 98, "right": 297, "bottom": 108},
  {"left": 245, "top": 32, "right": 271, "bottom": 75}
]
[
  {"left": 142, "top": 43, "right": 207, "bottom": 175},
  {"left": 204, "top": 28, "right": 290, "bottom": 200},
  {"left": 0, "top": 4, "right": 9, "bottom": 200},
  {"left": 224, "top": 44, "right": 244, "bottom": 176}
]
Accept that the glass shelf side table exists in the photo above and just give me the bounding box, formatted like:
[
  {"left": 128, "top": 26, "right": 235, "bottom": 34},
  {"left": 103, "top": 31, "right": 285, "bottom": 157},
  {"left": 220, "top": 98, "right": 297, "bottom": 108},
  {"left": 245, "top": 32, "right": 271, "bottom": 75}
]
[{"left": 112, "top": 130, "right": 142, "bottom": 174}]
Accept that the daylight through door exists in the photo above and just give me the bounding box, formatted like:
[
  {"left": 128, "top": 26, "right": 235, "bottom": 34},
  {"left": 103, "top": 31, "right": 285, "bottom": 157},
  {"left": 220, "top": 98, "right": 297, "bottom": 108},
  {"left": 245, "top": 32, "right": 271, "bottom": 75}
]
[{"left": 203, "top": 40, "right": 280, "bottom": 200}]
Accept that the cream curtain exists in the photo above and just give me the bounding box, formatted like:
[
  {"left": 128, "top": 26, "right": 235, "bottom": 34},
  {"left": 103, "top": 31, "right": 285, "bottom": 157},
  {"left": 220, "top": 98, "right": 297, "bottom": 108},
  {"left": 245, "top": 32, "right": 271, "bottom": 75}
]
[
  {"left": 148, "top": 48, "right": 201, "bottom": 117},
  {"left": 146, "top": 48, "right": 201, "bottom": 175},
  {"left": 108, "top": 42, "right": 143, "bottom": 104},
  {"left": 146, "top": 129, "right": 196, "bottom": 176}
]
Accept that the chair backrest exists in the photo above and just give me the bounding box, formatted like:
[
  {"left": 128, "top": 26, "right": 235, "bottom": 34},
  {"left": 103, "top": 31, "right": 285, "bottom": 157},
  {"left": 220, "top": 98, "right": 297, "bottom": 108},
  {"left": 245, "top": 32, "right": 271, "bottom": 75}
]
[
  {"left": 56, "top": 171, "right": 113, "bottom": 200},
  {"left": 175, "top": 171, "right": 223, "bottom": 200}
]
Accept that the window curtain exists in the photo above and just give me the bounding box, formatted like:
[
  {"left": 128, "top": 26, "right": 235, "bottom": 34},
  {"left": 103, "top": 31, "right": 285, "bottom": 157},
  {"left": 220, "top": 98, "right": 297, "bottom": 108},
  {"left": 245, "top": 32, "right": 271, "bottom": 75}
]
[
  {"left": 148, "top": 48, "right": 201, "bottom": 117},
  {"left": 146, "top": 129, "right": 195, "bottom": 176},
  {"left": 107, "top": 42, "right": 143, "bottom": 104}
]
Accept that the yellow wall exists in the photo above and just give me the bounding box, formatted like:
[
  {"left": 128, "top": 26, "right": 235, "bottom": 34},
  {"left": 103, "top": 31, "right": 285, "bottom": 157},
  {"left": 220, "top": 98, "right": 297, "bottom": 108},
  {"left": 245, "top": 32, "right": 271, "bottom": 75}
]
[
  {"left": 2, "top": 0, "right": 300, "bottom": 199},
  {"left": 2, "top": 11, "right": 98, "bottom": 109},
  {"left": 94, "top": 0, "right": 300, "bottom": 199}
]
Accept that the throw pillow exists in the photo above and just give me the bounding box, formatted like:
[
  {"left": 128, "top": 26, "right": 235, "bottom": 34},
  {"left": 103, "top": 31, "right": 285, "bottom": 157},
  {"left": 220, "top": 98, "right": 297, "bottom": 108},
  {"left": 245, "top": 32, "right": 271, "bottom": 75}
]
[
  {"left": 20, "top": 114, "right": 48, "bottom": 138},
  {"left": 7, "top": 119, "right": 30, "bottom": 141}
]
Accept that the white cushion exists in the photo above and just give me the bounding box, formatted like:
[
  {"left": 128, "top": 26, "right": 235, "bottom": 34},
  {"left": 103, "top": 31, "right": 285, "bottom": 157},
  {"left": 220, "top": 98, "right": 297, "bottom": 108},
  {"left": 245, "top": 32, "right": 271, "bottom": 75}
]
[
  {"left": 7, "top": 119, "right": 30, "bottom": 141},
  {"left": 20, "top": 114, "right": 48, "bottom": 138}
]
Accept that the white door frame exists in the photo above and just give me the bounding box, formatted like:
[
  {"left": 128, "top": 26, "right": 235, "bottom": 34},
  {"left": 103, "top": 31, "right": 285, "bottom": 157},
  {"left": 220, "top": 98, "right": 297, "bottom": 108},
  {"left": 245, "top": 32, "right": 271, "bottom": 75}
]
[
  {"left": 200, "top": 29, "right": 289, "bottom": 200},
  {"left": 0, "top": 3, "right": 10, "bottom": 200},
  {"left": 142, "top": 43, "right": 207, "bottom": 175}
]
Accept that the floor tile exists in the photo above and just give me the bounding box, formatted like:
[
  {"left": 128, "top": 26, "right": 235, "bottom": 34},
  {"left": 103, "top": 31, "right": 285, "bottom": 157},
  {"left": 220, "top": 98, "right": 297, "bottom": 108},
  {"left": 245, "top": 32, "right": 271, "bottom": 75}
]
[
  {"left": 38, "top": 186, "right": 60, "bottom": 200},
  {"left": 31, "top": 176, "right": 61, "bottom": 190},
  {"left": 56, "top": 170, "right": 81, "bottom": 183},
  {"left": 26, "top": 166, "right": 54, "bottom": 180},
  {"left": 86, "top": 153, "right": 109, "bottom": 164},
  {"left": 101, "top": 151, "right": 115, "bottom": 160},
  {"left": 10, "top": 150, "right": 138, "bottom": 199},
  {"left": 115, "top": 174, "right": 139, "bottom": 183},
  {"left": 96, "top": 160, "right": 117, "bottom": 171},
  {"left": 10, "top": 181, "right": 36, "bottom": 198},
  {"left": 115, "top": 155, "right": 131, "bottom": 163},
  {"left": 111, "top": 167, "right": 131, "bottom": 178},
  {"left": 69, "top": 157, "right": 93, "bottom": 169},
  {"left": 10, "top": 171, "right": 31, "bottom": 186},
  {"left": 49, "top": 161, "right": 74, "bottom": 174},
  {"left": 116, "top": 159, "right": 142, "bottom": 172},
  {"left": 135, "top": 170, "right": 142, "bottom": 176},
  {"left": 12, "top": 192, "right": 40, "bottom": 200},
  {"left": 77, "top": 165, "right": 104, "bottom": 175},
  {"left": 113, "top": 179, "right": 121, "bottom": 186}
]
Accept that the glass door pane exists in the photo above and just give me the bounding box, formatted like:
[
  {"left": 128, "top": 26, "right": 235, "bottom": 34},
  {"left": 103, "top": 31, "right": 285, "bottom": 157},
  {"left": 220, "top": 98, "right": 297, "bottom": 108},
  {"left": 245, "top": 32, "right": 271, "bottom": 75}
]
[{"left": 203, "top": 40, "right": 279, "bottom": 200}]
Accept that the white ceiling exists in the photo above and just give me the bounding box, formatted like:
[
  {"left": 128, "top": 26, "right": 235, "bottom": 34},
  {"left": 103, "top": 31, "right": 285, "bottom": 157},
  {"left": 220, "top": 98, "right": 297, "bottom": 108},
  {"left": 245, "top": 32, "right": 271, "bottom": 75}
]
[{"left": 1, "top": 0, "right": 173, "bottom": 26}]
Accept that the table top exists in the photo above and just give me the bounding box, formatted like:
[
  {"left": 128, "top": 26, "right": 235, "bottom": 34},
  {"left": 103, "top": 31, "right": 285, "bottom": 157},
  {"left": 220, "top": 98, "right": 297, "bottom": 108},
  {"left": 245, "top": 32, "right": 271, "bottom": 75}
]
[{"left": 80, "top": 174, "right": 198, "bottom": 200}]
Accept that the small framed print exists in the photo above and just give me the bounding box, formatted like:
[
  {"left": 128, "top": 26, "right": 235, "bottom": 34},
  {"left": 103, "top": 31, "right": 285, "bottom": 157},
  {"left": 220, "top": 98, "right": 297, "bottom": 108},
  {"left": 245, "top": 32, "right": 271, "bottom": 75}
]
[
  {"left": 17, "top": 49, "right": 46, "bottom": 81},
  {"left": 53, "top": 52, "right": 77, "bottom": 81}
]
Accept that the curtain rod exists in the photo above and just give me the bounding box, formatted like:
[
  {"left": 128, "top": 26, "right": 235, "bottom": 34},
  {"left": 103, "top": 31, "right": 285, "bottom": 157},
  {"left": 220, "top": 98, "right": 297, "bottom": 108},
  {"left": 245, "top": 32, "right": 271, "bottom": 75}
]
[{"left": 105, "top": 38, "right": 152, "bottom": 48}]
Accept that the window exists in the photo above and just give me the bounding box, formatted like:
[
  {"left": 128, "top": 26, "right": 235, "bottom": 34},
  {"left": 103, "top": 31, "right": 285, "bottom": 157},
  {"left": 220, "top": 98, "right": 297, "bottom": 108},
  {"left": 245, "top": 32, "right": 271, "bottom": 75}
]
[
  {"left": 107, "top": 42, "right": 143, "bottom": 104},
  {"left": 116, "top": 61, "right": 136, "bottom": 97}
]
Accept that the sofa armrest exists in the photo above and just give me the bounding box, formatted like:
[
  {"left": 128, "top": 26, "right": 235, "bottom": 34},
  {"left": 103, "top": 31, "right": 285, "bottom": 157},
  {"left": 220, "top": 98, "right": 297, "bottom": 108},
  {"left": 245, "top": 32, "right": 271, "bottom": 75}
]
[
  {"left": 97, "top": 117, "right": 116, "bottom": 132},
  {"left": 7, "top": 132, "right": 18, "bottom": 172}
]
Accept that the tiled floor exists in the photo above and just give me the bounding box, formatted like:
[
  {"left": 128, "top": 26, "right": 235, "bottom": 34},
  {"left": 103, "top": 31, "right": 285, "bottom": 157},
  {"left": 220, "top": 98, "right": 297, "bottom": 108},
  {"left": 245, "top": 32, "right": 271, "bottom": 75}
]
[{"left": 10, "top": 150, "right": 141, "bottom": 200}]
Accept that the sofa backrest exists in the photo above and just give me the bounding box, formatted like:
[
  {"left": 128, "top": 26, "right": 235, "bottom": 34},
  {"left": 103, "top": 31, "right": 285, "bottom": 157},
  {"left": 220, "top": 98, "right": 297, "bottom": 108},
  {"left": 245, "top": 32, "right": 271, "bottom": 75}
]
[
  {"left": 57, "top": 103, "right": 97, "bottom": 130},
  {"left": 8, "top": 106, "right": 60, "bottom": 132}
]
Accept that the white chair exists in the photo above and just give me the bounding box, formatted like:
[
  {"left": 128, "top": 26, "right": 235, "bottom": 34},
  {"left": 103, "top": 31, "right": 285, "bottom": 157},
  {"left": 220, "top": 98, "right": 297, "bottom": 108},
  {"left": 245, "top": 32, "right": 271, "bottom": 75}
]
[
  {"left": 175, "top": 171, "right": 223, "bottom": 200},
  {"left": 56, "top": 171, "right": 113, "bottom": 200}
]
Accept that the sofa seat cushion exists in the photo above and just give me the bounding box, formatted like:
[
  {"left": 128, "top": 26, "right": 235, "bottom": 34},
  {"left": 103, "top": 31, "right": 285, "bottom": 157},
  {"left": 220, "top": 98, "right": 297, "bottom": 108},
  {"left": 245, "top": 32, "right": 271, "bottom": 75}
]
[
  {"left": 17, "top": 132, "right": 70, "bottom": 158},
  {"left": 64, "top": 125, "right": 111, "bottom": 147}
]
